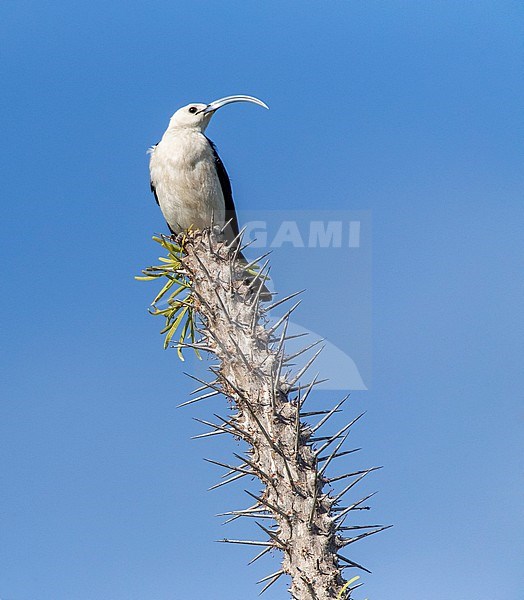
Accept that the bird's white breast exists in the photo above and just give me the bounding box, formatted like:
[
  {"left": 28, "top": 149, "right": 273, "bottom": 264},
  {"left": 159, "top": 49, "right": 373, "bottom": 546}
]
[{"left": 149, "top": 129, "right": 225, "bottom": 234}]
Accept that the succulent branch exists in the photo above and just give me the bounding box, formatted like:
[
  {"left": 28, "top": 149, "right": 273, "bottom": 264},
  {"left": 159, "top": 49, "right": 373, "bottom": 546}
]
[{"left": 139, "top": 229, "right": 387, "bottom": 599}]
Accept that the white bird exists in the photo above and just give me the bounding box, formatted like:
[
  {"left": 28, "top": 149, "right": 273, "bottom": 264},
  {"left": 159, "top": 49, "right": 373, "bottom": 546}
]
[{"left": 148, "top": 95, "right": 268, "bottom": 248}]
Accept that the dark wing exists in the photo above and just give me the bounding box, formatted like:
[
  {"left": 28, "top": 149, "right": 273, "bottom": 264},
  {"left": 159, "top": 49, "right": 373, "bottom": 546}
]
[
  {"left": 149, "top": 143, "right": 160, "bottom": 206},
  {"left": 149, "top": 143, "right": 176, "bottom": 234},
  {"left": 206, "top": 137, "right": 240, "bottom": 246},
  {"left": 150, "top": 180, "right": 159, "bottom": 206},
  {"left": 206, "top": 139, "right": 270, "bottom": 298}
]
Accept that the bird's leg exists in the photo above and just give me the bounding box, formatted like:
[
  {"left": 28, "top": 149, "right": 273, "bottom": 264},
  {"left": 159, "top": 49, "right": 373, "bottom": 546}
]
[{"left": 171, "top": 226, "right": 198, "bottom": 249}]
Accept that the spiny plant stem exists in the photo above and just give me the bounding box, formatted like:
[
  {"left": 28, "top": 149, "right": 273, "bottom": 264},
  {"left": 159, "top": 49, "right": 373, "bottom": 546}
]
[{"left": 140, "top": 229, "right": 386, "bottom": 599}]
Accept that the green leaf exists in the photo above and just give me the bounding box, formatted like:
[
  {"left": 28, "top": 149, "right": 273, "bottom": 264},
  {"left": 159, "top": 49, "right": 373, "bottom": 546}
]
[
  {"left": 177, "top": 312, "right": 192, "bottom": 361},
  {"left": 189, "top": 314, "right": 201, "bottom": 360},
  {"left": 152, "top": 278, "right": 177, "bottom": 304},
  {"left": 135, "top": 274, "right": 161, "bottom": 281},
  {"left": 164, "top": 305, "right": 189, "bottom": 349},
  {"left": 167, "top": 282, "right": 190, "bottom": 301},
  {"left": 336, "top": 577, "right": 360, "bottom": 600},
  {"left": 138, "top": 236, "right": 202, "bottom": 361}
]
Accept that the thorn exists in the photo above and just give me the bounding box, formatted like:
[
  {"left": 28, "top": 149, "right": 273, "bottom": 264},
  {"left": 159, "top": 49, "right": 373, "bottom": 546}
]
[
  {"left": 337, "top": 554, "right": 372, "bottom": 574},
  {"left": 334, "top": 492, "right": 378, "bottom": 522},
  {"left": 224, "top": 225, "right": 247, "bottom": 255},
  {"left": 318, "top": 431, "right": 351, "bottom": 477},
  {"left": 229, "top": 240, "right": 244, "bottom": 271},
  {"left": 246, "top": 258, "right": 269, "bottom": 288},
  {"left": 286, "top": 346, "right": 324, "bottom": 387},
  {"left": 258, "top": 570, "right": 284, "bottom": 595},
  {"left": 332, "top": 468, "right": 376, "bottom": 503},
  {"left": 208, "top": 472, "right": 248, "bottom": 491},
  {"left": 212, "top": 286, "right": 234, "bottom": 324},
  {"left": 248, "top": 546, "right": 272, "bottom": 565},
  {"left": 177, "top": 390, "right": 219, "bottom": 408},
  {"left": 289, "top": 376, "right": 328, "bottom": 394},
  {"left": 233, "top": 452, "right": 272, "bottom": 482},
  {"left": 273, "top": 316, "right": 290, "bottom": 359},
  {"left": 338, "top": 524, "right": 385, "bottom": 531},
  {"left": 243, "top": 251, "right": 273, "bottom": 273},
  {"left": 249, "top": 273, "right": 268, "bottom": 331},
  {"left": 193, "top": 417, "right": 237, "bottom": 438},
  {"left": 255, "top": 521, "right": 287, "bottom": 549},
  {"left": 297, "top": 373, "right": 321, "bottom": 410},
  {"left": 214, "top": 414, "right": 255, "bottom": 443},
  {"left": 217, "top": 538, "right": 275, "bottom": 548},
  {"left": 257, "top": 568, "right": 285, "bottom": 584},
  {"left": 216, "top": 502, "right": 262, "bottom": 517},
  {"left": 266, "top": 369, "right": 278, "bottom": 417},
  {"left": 294, "top": 397, "right": 301, "bottom": 458},
  {"left": 314, "top": 413, "right": 365, "bottom": 457},
  {"left": 223, "top": 512, "right": 274, "bottom": 524},
  {"left": 328, "top": 465, "right": 383, "bottom": 484},
  {"left": 268, "top": 319, "right": 289, "bottom": 412},
  {"left": 219, "top": 217, "right": 234, "bottom": 235},
  {"left": 283, "top": 338, "right": 324, "bottom": 365},
  {"left": 279, "top": 450, "right": 297, "bottom": 491},
  {"left": 266, "top": 301, "right": 302, "bottom": 337},
  {"left": 280, "top": 332, "right": 308, "bottom": 342},
  {"left": 307, "top": 471, "right": 319, "bottom": 529},
  {"left": 244, "top": 489, "right": 289, "bottom": 520},
  {"left": 338, "top": 525, "right": 393, "bottom": 546},
  {"left": 310, "top": 394, "right": 350, "bottom": 434},
  {"left": 264, "top": 289, "right": 305, "bottom": 313},
  {"left": 191, "top": 429, "right": 227, "bottom": 440},
  {"left": 246, "top": 260, "right": 271, "bottom": 293},
  {"left": 238, "top": 396, "right": 285, "bottom": 464},
  {"left": 203, "top": 457, "right": 253, "bottom": 476},
  {"left": 299, "top": 410, "right": 334, "bottom": 418},
  {"left": 176, "top": 341, "right": 215, "bottom": 353},
  {"left": 185, "top": 373, "right": 222, "bottom": 394},
  {"left": 317, "top": 448, "right": 361, "bottom": 463},
  {"left": 228, "top": 255, "right": 235, "bottom": 294},
  {"left": 227, "top": 332, "right": 251, "bottom": 369},
  {"left": 301, "top": 577, "right": 320, "bottom": 600},
  {"left": 309, "top": 435, "right": 344, "bottom": 443},
  {"left": 207, "top": 226, "right": 226, "bottom": 256},
  {"left": 238, "top": 237, "right": 257, "bottom": 254},
  {"left": 213, "top": 369, "right": 246, "bottom": 400},
  {"left": 220, "top": 468, "right": 238, "bottom": 479}
]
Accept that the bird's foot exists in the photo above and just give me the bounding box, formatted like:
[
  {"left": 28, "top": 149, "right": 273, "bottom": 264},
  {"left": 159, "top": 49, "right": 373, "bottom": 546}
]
[{"left": 171, "top": 232, "right": 185, "bottom": 246}]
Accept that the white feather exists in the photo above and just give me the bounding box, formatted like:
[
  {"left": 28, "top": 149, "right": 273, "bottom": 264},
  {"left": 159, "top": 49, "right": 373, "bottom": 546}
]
[{"left": 149, "top": 128, "right": 225, "bottom": 234}]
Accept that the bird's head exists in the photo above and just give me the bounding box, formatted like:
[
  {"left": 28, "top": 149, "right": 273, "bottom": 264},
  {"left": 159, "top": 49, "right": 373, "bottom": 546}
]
[{"left": 168, "top": 95, "right": 269, "bottom": 132}]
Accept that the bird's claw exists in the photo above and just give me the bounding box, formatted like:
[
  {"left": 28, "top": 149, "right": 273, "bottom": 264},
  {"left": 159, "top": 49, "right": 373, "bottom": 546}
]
[{"left": 171, "top": 233, "right": 185, "bottom": 246}]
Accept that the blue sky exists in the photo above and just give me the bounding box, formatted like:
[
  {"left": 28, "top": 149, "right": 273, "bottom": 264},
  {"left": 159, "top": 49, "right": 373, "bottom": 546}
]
[{"left": 1, "top": 1, "right": 523, "bottom": 599}]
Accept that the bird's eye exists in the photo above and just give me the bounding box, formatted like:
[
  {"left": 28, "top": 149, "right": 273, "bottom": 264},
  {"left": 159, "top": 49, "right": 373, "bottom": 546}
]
[{"left": 188, "top": 106, "right": 197, "bottom": 114}]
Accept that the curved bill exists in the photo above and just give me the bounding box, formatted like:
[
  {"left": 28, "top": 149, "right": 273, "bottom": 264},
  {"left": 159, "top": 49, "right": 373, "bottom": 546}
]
[{"left": 201, "top": 95, "right": 269, "bottom": 115}]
